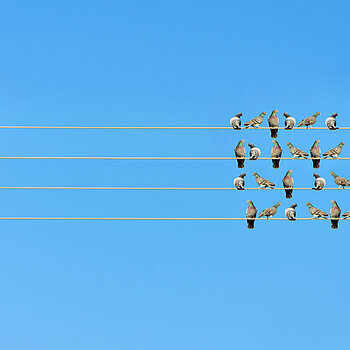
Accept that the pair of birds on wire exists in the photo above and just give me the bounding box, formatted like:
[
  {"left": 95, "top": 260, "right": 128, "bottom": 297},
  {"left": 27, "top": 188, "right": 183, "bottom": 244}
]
[
  {"left": 234, "top": 139, "right": 345, "bottom": 169},
  {"left": 246, "top": 200, "right": 349, "bottom": 229},
  {"left": 230, "top": 111, "right": 338, "bottom": 137},
  {"left": 234, "top": 172, "right": 350, "bottom": 193}
]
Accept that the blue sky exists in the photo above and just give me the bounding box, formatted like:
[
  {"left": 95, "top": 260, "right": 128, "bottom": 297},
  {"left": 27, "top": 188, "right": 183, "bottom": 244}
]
[{"left": 0, "top": 0, "right": 350, "bottom": 349}]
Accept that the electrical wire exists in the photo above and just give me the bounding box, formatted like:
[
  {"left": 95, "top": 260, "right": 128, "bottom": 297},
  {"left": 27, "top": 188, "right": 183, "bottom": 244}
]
[
  {"left": 0, "top": 217, "right": 345, "bottom": 220},
  {"left": 0, "top": 187, "right": 347, "bottom": 190}
]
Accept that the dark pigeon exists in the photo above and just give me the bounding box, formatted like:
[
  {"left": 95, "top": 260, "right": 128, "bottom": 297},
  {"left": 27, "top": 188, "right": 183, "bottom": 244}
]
[
  {"left": 342, "top": 210, "right": 350, "bottom": 219},
  {"left": 268, "top": 109, "right": 279, "bottom": 138},
  {"left": 283, "top": 170, "right": 293, "bottom": 199},
  {"left": 234, "top": 140, "right": 245, "bottom": 168},
  {"left": 310, "top": 140, "right": 321, "bottom": 168},
  {"left": 271, "top": 140, "right": 282, "bottom": 169},
  {"left": 246, "top": 200, "right": 257, "bottom": 229},
  {"left": 330, "top": 200, "right": 341, "bottom": 229}
]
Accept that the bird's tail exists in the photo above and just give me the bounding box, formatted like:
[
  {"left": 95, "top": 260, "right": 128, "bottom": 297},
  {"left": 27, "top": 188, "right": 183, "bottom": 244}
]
[
  {"left": 312, "top": 159, "right": 320, "bottom": 168},
  {"left": 313, "top": 187, "right": 321, "bottom": 191},
  {"left": 270, "top": 128, "right": 278, "bottom": 138},
  {"left": 247, "top": 219, "right": 255, "bottom": 229},
  {"left": 285, "top": 189, "right": 293, "bottom": 199},
  {"left": 272, "top": 159, "right": 280, "bottom": 169},
  {"left": 237, "top": 159, "right": 245, "bottom": 168},
  {"left": 331, "top": 219, "right": 339, "bottom": 229}
]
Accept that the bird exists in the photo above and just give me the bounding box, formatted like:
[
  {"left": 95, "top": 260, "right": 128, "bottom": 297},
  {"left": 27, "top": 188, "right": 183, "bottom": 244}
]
[
  {"left": 248, "top": 143, "right": 261, "bottom": 160},
  {"left": 284, "top": 113, "right": 296, "bottom": 130},
  {"left": 342, "top": 210, "right": 350, "bottom": 219},
  {"left": 234, "top": 173, "right": 246, "bottom": 190},
  {"left": 246, "top": 200, "right": 257, "bottom": 229},
  {"left": 230, "top": 113, "right": 242, "bottom": 130},
  {"left": 244, "top": 112, "right": 266, "bottom": 128},
  {"left": 259, "top": 202, "right": 281, "bottom": 219},
  {"left": 268, "top": 109, "right": 279, "bottom": 138},
  {"left": 298, "top": 112, "right": 321, "bottom": 128},
  {"left": 286, "top": 142, "right": 309, "bottom": 158},
  {"left": 330, "top": 200, "right": 341, "bottom": 229},
  {"left": 313, "top": 173, "right": 326, "bottom": 191},
  {"left": 271, "top": 140, "right": 282, "bottom": 169},
  {"left": 283, "top": 170, "right": 293, "bottom": 199},
  {"left": 306, "top": 202, "right": 328, "bottom": 219},
  {"left": 325, "top": 113, "right": 338, "bottom": 130},
  {"left": 252, "top": 172, "right": 275, "bottom": 189},
  {"left": 330, "top": 172, "right": 350, "bottom": 189},
  {"left": 285, "top": 203, "right": 297, "bottom": 221},
  {"left": 234, "top": 140, "right": 245, "bottom": 168},
  {"left": 310, "top": 140, "right": 321, "bottom": 168},
  {"left": 323, "top": 142, "right": 345, "bottom": 158}
]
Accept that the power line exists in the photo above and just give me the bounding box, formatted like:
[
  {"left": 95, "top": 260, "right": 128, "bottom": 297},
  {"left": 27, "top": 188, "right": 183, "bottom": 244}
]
[{"left": 0, "top": 217, "right": 346, "bottom": 220}]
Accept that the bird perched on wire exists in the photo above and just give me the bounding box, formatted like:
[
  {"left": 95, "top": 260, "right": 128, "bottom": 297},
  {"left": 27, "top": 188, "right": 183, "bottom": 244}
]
[
  {"left": 285, "top": 203, "right": 297, "bottom": 221},
  {"left": 330, "top": 200, "right": 341, "bottom": 229},
  {"left": 298, "top": 112, "right": 321, "bottom": 128},
  {"left": 286, "top": 142, "right": 309, "bottom": 158},
  {"left": 271, "top": 140, "right": 282, "bottom": 169},
  {"left": 244, "top": 112, "right": 266, "bottom": 128},
  {"left": 306, "top": 202, "right": 328, "bottom": 219},
  {"left": 284, "top": 113, "right": 296, "bottom": 130},
  {"left": 310, "top": 140, "right": 321, "bottom": 168},
  {"left": 252, "top": 172, "right": 275, "bottom": 189},
  {"left": 234, "top": 173, "right": 246, "bottom": 190},
  {"left": 313, "top": 173, "right": 326, "bottom": 191},
  {"left": 325, "top": 113, "right": 338, "bottom": 130},
  {"left": 283, "top": 170, "right": 294, "bottom": 199},
  {"left": 246, "top": 200, "right": 257, "bottom": 229},
  {"left": 259, "top": 202, "right": 281, "bottom": 219},
  {"left": 248, "top": 143, "right": 261, "bottom": 160},
  {"left": 342, "top": 210, "right": 350, "bottom": 219},
  {"left": 234, "top": 140, "right": 245, "bottom": 168},
  {"left": 330, "top": 172, "right": 350, "bottom": 189},
  {"left": 323, "top": 142, "right": 345, "bottom": 158},
  {"left": 268, "top": 109, "right": 279, "bottom": 138},
  {"left": 230, "top": 113, "right": 242, "bottom": 130}
]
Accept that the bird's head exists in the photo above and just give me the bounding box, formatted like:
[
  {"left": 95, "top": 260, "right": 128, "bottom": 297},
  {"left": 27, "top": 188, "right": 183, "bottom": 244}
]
[
  {"left": 340, "top": 142, "right": 345, "bottom": 146},
  {"left": 275, "top": 202, "right": 282, "bottom": 207},
  {"left": 313, "top": 173, "right": 319, "bottom": 178},
  {"left": 272, "top": 140, "right": 279, "bottom": 146},
  {"left": 252, "top": 172, "right": 258, "bottom": 177},
  {"left": 248, "top": 143, "right": 254, "bottom": 148},
  {"left": 237, "top": 139, "right": 245, "bottom": 146},
  {"left": 330, "top": 172, "right": 336, "bottom": 177},
  {"left": 331, "top": 200, "right": 337, "bottom": 205},
  {"left": 306, "top": 202, "right": 312, "bottom": 207},
  {"left": 240, "top": 173, "right": 246, "bottom": 178},
  {"left": 261, "top": 112, "right": 267, "bottom": 116},
  {"left": 287, "top": 169, "right": 293, "bottom": 175},
  {"left": 273, "top": 109, "right": 278, "bottom": 113},
  {"left": 330, "top": 113, "right": 338, "bottom": 118},
  {"left": 247, "top": 200, "right": 253, "bottom": 205},
  {"left": 283, "top": 112, "right": 291, "bottom": 117},
  {"left": 286, "top": 142, "right": 292, "bottom": 147},
  {"left": 235, "top": 112, "right": 242, "bottom": 118},
  {"left": 314, "top": 140, "right": 320, "bottom": 145},
  {"left": 315, "top": 112, "right": 321, "bottom": 116},
  {"left": 291, "top": 203, "right": 298, "bottom": 209}
]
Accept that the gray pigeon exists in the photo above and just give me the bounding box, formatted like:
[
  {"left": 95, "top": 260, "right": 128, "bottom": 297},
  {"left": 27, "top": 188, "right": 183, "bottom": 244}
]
[
  {"left": 248, "top": 143, "right": 261, "bottom": 160},
  {"left": 230, "top": 113, "right": 242, "bottom": 130},
  {"left": 330, "top": 200, "right": 341, "bottom": 229},
  {"left": 252, "top": 172, "right": 275, "bottom": 189},
  {"left": 283, "top": 170, "right": 293, "bottom": 199},
  {"left": 285, "top": 203, "right": 297, "bottom": 221},
  {"left": 325, "top": 113, "right": 338, "bottom": 130},
  {"left": 246, "top": 200, "right": 258, "bottom": 229},
  {"left": 259, "top": 202, "right": 281, "bottom": 219},
  {"left": 342, "top": 210, "right": 350, "bottom": 219},
  {"left": 284, "top": 113, "right": 296, "bottom": 130},
  {"left": 271, "top": 140, "right": 282, "bottom": 169},
  {"left": 286, "top": 142, "right": 309, "bottom": 158},
  {"left": 268, "top": 109, "right": 279, "bottom": 138},
  {"left": 313, "top": 173, "right": 326, "bottom": 191},
  {"left": 298, "top": 112, "right": 321, "bottom": 128},
  {"left": 323, "top": 142, "right": 345, "bottom": 158},
  {"left": 234, "top": 140, "right": 245, "bottom": 168},
  {"left": 330, "top": 172, "right": 350, "bottom": 189},
  {"left": 244, "top": 112, "right": 266, "bottom": 128},
  {"left": 234, "top": 173, "right": 246, "bottom": 190},
  {"left": 310, "top": 140, "right": 321, "bottom": 168},
  {"left": 306, "top": 202, "right": 328, "bottom": 219}
]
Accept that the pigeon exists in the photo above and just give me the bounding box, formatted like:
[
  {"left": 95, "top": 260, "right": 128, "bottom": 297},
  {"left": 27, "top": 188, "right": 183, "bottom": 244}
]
[
  {"left": 244, "top": 112, "right": 266, "bottom": 128},
  {"left": 271, "top": 140, "right": 282, "bottom": 169},
  {"left": 285, "top": 203, "right": 297, "bottom": 221},
  {"left": 230, "top": 113, "right": 242, "bottom": 130},
  {"left": 323, "top": 142, "right": 345, "bottom": 158},
  {"left": 248, "top": 143, "right": 261, "bottom": 160},
  {"left": 283, "top": 170, "right": 293, "bottom": 199},
  {"left": 252, "top": 172, "right": 275, "bottom": 189},
  {"left": 330, "top": 172, "right": 350, "bottom": 189},
  {"left": 286, "top": 142, "right": 309, "bottom": 158},
  {"left": 268, "top": 109, "right": 279, "bottom": 138},
  {"left": 325, "top": 113, "right": 338, "bottom": 130},
  {"left": 342, "top": 210, "right": 350, "bottom": 219},
  {"left": 284, "top": 113, "right": 296, "bottom": 130},
  {"left": 298, "top": 112, "right": 321, "bottom": 128},
  {"left": 246, "top": 200, "right": 257, "bottom": 229},
  {"left": 234, "top": 140, "right": 245, "bottom": 168},
  {"left": 310, "top": 140, "right": 321, "bottom": 168},
  {"left": 259, "top": 202, "right": 281, "bottom": 219},
  {"left": 330, "top": 200, "right": 341, "bottom": 229},
  {"left": 313, "top": 173, "right": 326, "bottom": 191},
  {"left": 234, "top": 173, "right": 246, "bottom": 190},
  {"left": 306, "top": 202, "right": 328, "bottom": 219}
]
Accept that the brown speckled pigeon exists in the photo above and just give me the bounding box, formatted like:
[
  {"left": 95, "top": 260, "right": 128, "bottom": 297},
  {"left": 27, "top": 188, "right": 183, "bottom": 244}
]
[
  {"left": 286, "top": 142, "right": 308, "bottom": 158},
  {"left": 330, "top": 172, "right": 350, "bottom": 189},
  {"left": 230, "top": 113, "right": 242, "bottom": 130},
  {"left": 268, "top": 109, "right": 279, "bottom": 138},
  {"left": 271, "top": 140, "right": 282, "bottom": 169},
  {"left": 306, "top": 202, "right": 328, "bottom": 219},
  {"left": 244, "top": 112, "right": 266, "bottom": 128},
  {"left": 323, "top": 142, "right": 345, "bottom": 158},
  {"left": 330, "top": 200, "right": 341, "bottom": 229},
  {"left": 310, "top": 140, "right": 321, "bottom": 168},
  {"left": 283, "top": 170, "right": 293, "bottom": 199},
  {"left": 325, "top": 113, "right": 338, "bottom": 130},
  {"left": 252, "top": 172, "right": 275, "bottom": 189},
  {"left": 298, "top": 112, "right": 321, "bottom": 128},
  {"left": 259, "top": 202, "right": 281, "bottom": 219},
  {"left": 342, "top": 210, "right": 350, "bottom": 219},
  {"left": 246, "top": 200, "right": 257, "bottom": 229},
  {"left": 234, "top": 140, "right": 245, "bottom": 168}
]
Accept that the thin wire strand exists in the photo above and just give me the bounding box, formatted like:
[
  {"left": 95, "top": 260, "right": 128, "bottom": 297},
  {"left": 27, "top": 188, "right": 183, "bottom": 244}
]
[{"left": 0, "top": 217, "right": 345, "bottom": 220}]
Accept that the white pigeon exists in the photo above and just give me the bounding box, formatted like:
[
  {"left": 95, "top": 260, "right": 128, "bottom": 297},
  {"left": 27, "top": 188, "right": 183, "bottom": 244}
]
[
  {"left": 285, "top": 204, "right": 297, "bottom": 221},
  {"left": 248, "top": 143, "right": 261, "bottom": 160},
  {"left": 313, "top": 173, "right": 326, "bottom": 191},
  {"left": 230, "top": 113, "right": 242, "bottom": 130},
  {"left": 233, "top": 173, "right": 246, "bottom": 190},
  {"left": 325, "top": 113, "right": 338, "bottom": 130},
  {"left": 284, "top": 113, "right": 296, "bottom": 130}
]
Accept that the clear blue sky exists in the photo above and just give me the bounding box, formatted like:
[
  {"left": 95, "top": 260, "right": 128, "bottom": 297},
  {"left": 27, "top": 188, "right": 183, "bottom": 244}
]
[{"left": 1, "top": 1, "right": 350, "bottom": 349}]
